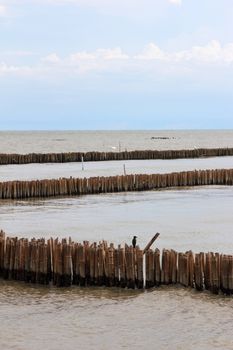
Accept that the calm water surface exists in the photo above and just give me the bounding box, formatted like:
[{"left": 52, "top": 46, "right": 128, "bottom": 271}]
[
  {"left": 1, "top": 187, "right": 233, "bottom": 253},
  {"left": 1, "top": 156, "right": 233, "bottom": 181},
  {"left": 1, "top": 130, "right": 233, "bottom": 153},
  {"left": 0, "top": 282, "right": 233, "bottom": 350}
]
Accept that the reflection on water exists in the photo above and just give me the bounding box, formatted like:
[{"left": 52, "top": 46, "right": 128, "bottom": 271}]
[{"left": 0, "top": 280, "right": 143, "bottom": 305}]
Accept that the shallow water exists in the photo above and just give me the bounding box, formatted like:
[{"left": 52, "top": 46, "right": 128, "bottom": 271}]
[
  {"left": 1, "top": 186, "right": 233, "bottom": 253},
  {"left": 0, "top": 281, "right": 233, "bottom": 350},
  {"left": 1, "top": 156, "right": 233, "bottom": 181}
]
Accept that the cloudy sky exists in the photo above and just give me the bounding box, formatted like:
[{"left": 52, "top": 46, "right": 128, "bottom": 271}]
[{"left": 1, "top": 0, "right": 233, "bottom": 129}]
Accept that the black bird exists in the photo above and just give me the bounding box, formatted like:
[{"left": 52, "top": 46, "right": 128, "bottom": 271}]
[{"left": 132, "top": 236, "right": 137, "bottom": 248}]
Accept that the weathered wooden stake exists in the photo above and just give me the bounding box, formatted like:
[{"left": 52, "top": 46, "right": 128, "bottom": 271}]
[{"left": 143, "top": 233, "right": 160, "bottom": 255}]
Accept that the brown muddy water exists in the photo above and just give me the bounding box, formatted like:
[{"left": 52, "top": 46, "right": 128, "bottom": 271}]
[{"left": 0, "top": 281, "right": 233, "bottom": 350}]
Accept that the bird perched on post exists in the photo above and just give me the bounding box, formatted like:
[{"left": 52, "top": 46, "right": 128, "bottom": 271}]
[{"left": 132, "top": 236, "right": 137, "bottom": 248}]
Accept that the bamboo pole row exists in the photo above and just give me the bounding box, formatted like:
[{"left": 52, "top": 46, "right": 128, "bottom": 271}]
[
  {"left": 0, "top": 231, "right": 232, "bottom": 295},
  {"left": 1, "top": 147, "right": 233, "bottom": 165},
  {"left": 1, "top": 168, "right": 233, "bottom": 200}
]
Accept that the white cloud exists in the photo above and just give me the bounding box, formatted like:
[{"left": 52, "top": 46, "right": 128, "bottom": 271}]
[
  {"left": 70, "top": 48, "right": 128, "bottom": 61},
  {"left": 134, "top": 43, "right": 167, "bottom": 60},
  {"left": 66, "top": 47, "right": 129, "bottom": 70},
  {"left": 95, "top": 47, "right": 129, "bottom": 60},
  {"left": 2, "top": 40, "right": 233, "bottom": 78},
  {"left": 67, "top": 47, "right": 129, "bottom": 73},
  {"left": 177, "top": 40, "right": 233, "bottom": 63},
  {"left": 136, "top": 40, "right": 233, "bottom": 64},
  {"left": 0, "top": 4, "right": 7, "bottom": 16},
  {"left": 70, "top": 52, "right": 96, "bottom": 61},
  {"left": 40, "top": 41, "right": 233, "bottom": 75},
  {"left": 168, "top": 0, "right": 182, "bottom": 5},
  {"left": 0, "top": 62, "right": 32, "bottom": 75},
  {"left": 42, "top": 53, "right": 61, "bottom": 64}
]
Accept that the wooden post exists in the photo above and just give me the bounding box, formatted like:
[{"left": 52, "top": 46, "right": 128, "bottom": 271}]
[
  {"left": 135, "top": 248, "right": 143, "bottom": 289},
  {"left": 9, "top": 238, "right": 16, "bottom": 280},
  {"left": 194, "top": 253, "right": 204, "bottom": 291},
  {"left": 79, "top": 244, "right": 86, "bottom": 286},
  {"left": 183, "top": 253, "right": 189, "bottom": 287},
  {"left": 220, "top": 254, "right": 229, "bottom": 294},
  {"left": 55, "top": 242, "right": 63, "bottom": 287},
  {"left": 24, "top": 239, "right": 30, "bottom": 282},
  {"left": 211, "top": 253, "right": 220, "bottom": 294},
  {"left": 62, "top": 242, "right": 72, "bottom": 287},
  {"left": 72, "top": 243, "right": 79, "bottom": 285},
  {"left": 119, "top": 246, "right": 126, "bottom": 288},
  {"left": 187, "top": 251, "right": 194, "bottom": 288},
  {"left": 84, "top": 242, "right": 91, "bottom": 285},
  {"left": 154, "top": 248, "right": 161, "bottom": 286},
  {"left": 89, "top": 244, "right": 96, "bottom": 285},
  {"left": 145, "top": 249, "right": 155, "bottom": 288},
  {"left": 94, "top": 243, "right": 99, "bottom": 285},
  {"left": 97, "top": 244, "right": 105, "bottom": 286},
  {"left": 107, "top": 244, "right": 115, "bottom": 287},
  {"left": 170, "top": 250, "right": 177, "bottom": 284},
  {"left": 47, "top": 238, "right": 53, "bottom": 283},
  {"left": 114, "top": 246, "right": 120, "bottom": 286},
  {"left": 161, "top": 249, "right": 170, "bottom": 285},
  {"left": 204, "top": 252, "right": 211, "bottom": 290},
  {"left": 125, "top": 246, "right": 135, "bottom": 289},
  {"left": 228, "top": 256, "right": 233, "bottom": 294},
  {"left": 143, "top": 233, "right": 160, "bottom": 254},
  {"left": 0, "top": 231, "right": 5, "bottom": 277}
]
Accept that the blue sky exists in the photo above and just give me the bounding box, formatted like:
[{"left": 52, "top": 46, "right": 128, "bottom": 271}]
[{"left": 1, "top": 0, "right": 233, "bottom": 130}]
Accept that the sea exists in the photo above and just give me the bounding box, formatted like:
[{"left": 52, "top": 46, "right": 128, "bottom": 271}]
[{"left": 0, "top": 130, "right": 233, "bottom": 350}]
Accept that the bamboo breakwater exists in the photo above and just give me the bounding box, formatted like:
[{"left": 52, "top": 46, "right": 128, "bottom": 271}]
[
  {"left": 1, "top": 147, "right": 233, "bottom": 165},
  {"left": 0, "top": 231, "right": 232, "bottom": 295},
  {"left": 1, "top": 168, "right": 233, "bottom": 200}
]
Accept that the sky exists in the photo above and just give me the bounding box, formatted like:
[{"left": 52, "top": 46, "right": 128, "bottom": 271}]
[{"left": 0, "top": 0, "right": 233, "bottom": 130}]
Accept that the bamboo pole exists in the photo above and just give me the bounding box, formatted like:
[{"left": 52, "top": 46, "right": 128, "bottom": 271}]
[
  {"left": 143, "top": 233, "right": 160, "bottom": 255},
  {"left": 154, "top": 248, "right": 161, "bottom": 286},
  {"left": 135, "top": 248, "right": 143, "bottom": 289},
  {"left": 194, "top": 253, "right": 204, "bottom": 291},
  {"left": 145, "top": 249, "right": 155, "bottom": 288}
]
